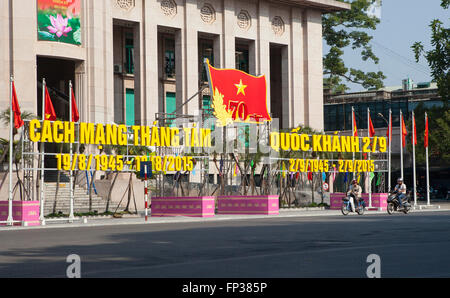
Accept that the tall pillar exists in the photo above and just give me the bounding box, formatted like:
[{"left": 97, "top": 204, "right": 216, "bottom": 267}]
[
  {"left": 223, "top": 0, "right": 235, "bottom": 69},
  {"left": 290, "top": 7, "right": 304, "bottom": 127},
  {"left": 184, "top": 0, "right": 199, "bottom": 115},
  {"left": 85, "top": 0, "right": 114, "bottom": 124},
  {"left": 144, "top": 4, "right": 159, "bottom": 123},
  {"left": 303, "top": 9, "right": 324, "bottom": 131},
  {"left": 257, "top": 1, "right": 271, "bottom": 112}
]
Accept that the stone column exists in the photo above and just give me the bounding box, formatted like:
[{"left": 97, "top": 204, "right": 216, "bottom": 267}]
[
  {"left": 144, "top": 3, "right": 159, "bottom": 124},
  {"left": 0, "top": 0, "right": 11, "bottom": 138},
  {"left": 12, "top": 0, "right": 37, "bottom": 115},
  {"left": 257, "top": 1, "right": 270, "bottom": 112},
  {"left": 184, "top": 0, "right": 199, "bottom": 115},
  {"left": 290, "top": 7, "right": 304, "bottom": 127},
  {"left": 303, "top": 9, "right": 324, "bottom": 131},
  {"left": 85, "top": 0, "right": 114, "bottom": 124},
  {"left": 175, "top": 29, "right": 185, "bottom": 112},
  {"left": 223, "top": 0, "right": 235, "bottom": 68}
]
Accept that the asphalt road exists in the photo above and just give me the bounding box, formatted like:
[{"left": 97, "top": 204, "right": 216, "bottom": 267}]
[{"left": 1, "top": 211, "right": 449, "bottom": 278}]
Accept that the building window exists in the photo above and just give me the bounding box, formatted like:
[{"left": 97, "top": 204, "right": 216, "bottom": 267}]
[
  {"left": 166, "top": 92, "right": 176, "bottom": 126},
  {"left": 125, "top": 33, "right": 134, "bottom": 74},
  {"left": 165, "top": 39, "right": 175, "bottom": 78},
  {"left": 235, "top": 47, "right": 249, "bottom": 73},
  {"left": 202, "top": 95, "right": 213, "bottom": 116},
  {"left": 126, "top": 88, "right": 135, "bottom": 126},
  {"left": 199, "top": 41, "right": 214, "bottom": 83}
]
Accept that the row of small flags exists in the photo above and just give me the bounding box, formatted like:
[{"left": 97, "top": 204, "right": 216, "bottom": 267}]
[
  {"left": 352, "top": 108, "right": 429, "bottom": 148},
  {"left": 10, "top": 78, "right": 80, "bottom": 130}
]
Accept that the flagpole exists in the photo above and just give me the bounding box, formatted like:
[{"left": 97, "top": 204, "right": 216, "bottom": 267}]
[
  {"left": 40, "top": 78, "right": 46, "bottom": 224},
  {"left": 368, "top": 107, "right": 372, "bottom": 208},
  {"left": 352, "top": 106, "right": 356, "bottom": 180},
  {"left": 400, "top": 110, "right": 404, "bottom": 180},
  {"left": 7, "top": 77, "right": 14, "bottom": 226},
  {"left": 425, "top": 112, "right": 430, "bottom": 206},
  {"left": 388, "top": 109, "right": 392, "bottom": 192},
  {"left": 412, "top": 111, "right": 417, "bottom": 207},
  {"left": 69, "top": 81, "right": 74, "bottom": 222}
]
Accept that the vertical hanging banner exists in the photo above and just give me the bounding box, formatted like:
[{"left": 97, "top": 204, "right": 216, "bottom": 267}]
[
  {"left": 37, "top": 0, "right": 82, "bottom": 45},
  {"left": 205, "top": 59, "right": 272, "bottom": 126}
]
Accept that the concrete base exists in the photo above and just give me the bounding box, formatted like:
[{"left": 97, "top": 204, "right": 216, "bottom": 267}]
[{"left": 414, "top": 205, "right": 441, "bottom": 210}]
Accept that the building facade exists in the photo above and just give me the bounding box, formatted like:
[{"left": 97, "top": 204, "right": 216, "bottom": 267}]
[{"left": 0, "top": 0, "right": 349, "bottom": 140}]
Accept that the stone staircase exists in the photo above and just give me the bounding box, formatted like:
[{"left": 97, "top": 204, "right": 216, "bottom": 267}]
[{"left": 43, "top": 182, "right": 108, "bottom": 216}]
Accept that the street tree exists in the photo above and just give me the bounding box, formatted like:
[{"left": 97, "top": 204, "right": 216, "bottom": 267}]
[
  {"left": 323, "top": 0, "right": 386, "bottom": 93},
  {"left": 412, "top": 0, "right": 449, "bottom": 101}
]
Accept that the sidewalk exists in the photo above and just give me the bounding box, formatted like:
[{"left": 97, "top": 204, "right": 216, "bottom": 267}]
[{"left": 1, "top": 201, "right": 449, "bottom": 231}]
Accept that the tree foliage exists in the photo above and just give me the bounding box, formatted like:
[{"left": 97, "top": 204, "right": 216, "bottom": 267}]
[
  {"left": 412, "top": 0, "right": 449, "bottom": 101},
  {"left": 323, "top": 0, "right": 386, "bottom": 93}
]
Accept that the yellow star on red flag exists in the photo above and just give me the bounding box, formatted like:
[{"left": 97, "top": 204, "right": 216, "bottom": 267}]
[{"left": 234, "top": 79, "right": 248, "bottom": 96}]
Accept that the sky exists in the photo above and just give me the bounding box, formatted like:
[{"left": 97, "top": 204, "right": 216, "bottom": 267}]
[{"left": 326, "top": 0, "right": 449, "bottom": 92}]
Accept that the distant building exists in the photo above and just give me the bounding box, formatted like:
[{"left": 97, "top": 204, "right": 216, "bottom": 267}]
[
  {"left": 324, "top": 80, "right": 446, "bottom": 188},
  {"left": 324, "top": 80, "right": 442, "bottom": 134}
]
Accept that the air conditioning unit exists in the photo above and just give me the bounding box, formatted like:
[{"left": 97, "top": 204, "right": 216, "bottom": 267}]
[{"left": 114, "top": 64, "right": 123, "bottom": 74}]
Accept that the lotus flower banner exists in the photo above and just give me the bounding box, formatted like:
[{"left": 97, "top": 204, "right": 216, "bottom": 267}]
[{"left": 37, "top": 0, "right": 81, "bottom": 45}]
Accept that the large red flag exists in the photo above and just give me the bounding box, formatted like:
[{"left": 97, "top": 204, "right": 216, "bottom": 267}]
[
  {"left": 353, "top": 110, "right": 358, "bottom": 137},
  {"left": 412, "top": 114, "right": 417, "bottom": 146},
  {"left": 44, "top": 86, "right": 57, "bottom": 121},
  {"left": 71, "top": 88, "right": 80, "bottom": 122},
  {"left": 401, "top": 115, "right": 408, "bottom": 147},
  {"left": 424, "top": 115, "right": 429, "bottom": 148},
  {"left": 368, "top": 113, "right": 376, "bottom": 137},
  {"left": 11, "top": 82, "right": 24, "bottom": 129},
  {"left": 206, "top": 60, "right": 271, "bottom": 124}
]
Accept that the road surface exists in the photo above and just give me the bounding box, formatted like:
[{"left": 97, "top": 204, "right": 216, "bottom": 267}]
[{"left": 0, "top": 211, "right": 449, "bottom": 278}]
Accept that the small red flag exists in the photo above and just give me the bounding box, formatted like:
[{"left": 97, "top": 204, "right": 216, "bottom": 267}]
[
  {"left": 353, "top": 110, "right": 358, "bottom": 137},
  {"left": 11, "top": 82, "right": 24, "bottom": 129},
  {"left": 401, "top": 115, "right": 408, "bottom": 147},
  {"left": 368, "top": 114, "right": 376, "bottom": 137},
  {"left": 71, "top": 89, "right": 80, "bottom": 122},
  {"left": 412, "top": 114, "right": 417, "bottom": 146},
  {"left": 424, "top": 115, "right": 429, "bottom": 148},
  {"left": 44, "top": 87, "right": 57, "bottom": 121}
]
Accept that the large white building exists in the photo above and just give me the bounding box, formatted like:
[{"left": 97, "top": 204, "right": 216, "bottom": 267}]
[{"left": 0, "top": 0, "right": 349, "bottom": 136}]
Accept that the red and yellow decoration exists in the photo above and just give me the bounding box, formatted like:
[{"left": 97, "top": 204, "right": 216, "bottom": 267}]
[{"left": 205, "top": 59, "right": 272, "bottom": 126}]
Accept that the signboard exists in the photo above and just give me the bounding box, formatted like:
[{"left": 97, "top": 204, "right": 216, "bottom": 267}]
[
  {"left": 37, "top": 0, "right": 82, "bottom": 45},
  {"left": 205, "top": 59, "right": 272, "bottom": 126},
  {"left": 140, "top": 161, "right": 153, "bottom": 179}
]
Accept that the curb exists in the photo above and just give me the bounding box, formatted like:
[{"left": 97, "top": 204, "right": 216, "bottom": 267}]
[{"left": 1, "top": 206, "right": 449, "bottom": 232}]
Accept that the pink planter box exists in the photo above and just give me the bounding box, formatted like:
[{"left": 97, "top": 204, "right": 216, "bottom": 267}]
[
  {"left": 151, "top": 196, "right": 215, "bottom": 218},
  {"left": 0, "top": 201, "right": 40, "bottom": 226},
  {"left": 330, "top": 193, "right": 388, "bottom": 211},
  {"left": 217, "top": 196, "right": 279, "bottom": 215}
]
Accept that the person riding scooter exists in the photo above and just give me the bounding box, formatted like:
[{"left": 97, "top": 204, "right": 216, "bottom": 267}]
[
  {"left": 393, "top": 178, "right": 407, "bottom": 209},
  {"left": 347, "top": 179, "right": 362, "bottom": 212}
]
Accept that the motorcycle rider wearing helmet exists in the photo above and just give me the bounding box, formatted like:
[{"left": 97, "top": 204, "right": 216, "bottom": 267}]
[
  {"left": 394, "top": 178, "right": 407, "bottom": 209},
  {"left": 347, "top": 179, "right": 362, "bottom": 212}
]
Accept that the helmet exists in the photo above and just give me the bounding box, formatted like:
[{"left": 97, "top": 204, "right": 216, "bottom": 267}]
[
  {"left": 397, "top": 178, "right": 403, "bottom": 183},
  {"left": 352, "top": 179, "right": 357, "bottom": 184}
]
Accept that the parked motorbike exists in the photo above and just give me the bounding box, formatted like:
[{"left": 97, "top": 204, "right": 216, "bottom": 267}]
[
  {"left": 387, "top": 191, "right": 412, "bottom": 215},
  {"left": 341, "top": 195, "right": 365, "bottom": 216}
]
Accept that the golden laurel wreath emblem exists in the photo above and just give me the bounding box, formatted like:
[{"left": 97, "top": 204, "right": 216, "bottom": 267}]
[{"left": 212, "top": 87, "right": 233, "bottom": 127}]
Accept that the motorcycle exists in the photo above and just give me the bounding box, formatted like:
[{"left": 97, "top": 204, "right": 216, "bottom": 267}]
[
  {"left": 387, "top": 191, "right": 412, "bottom": 215},
  {"left": 341, "top": 194, "right": 365, "bottom": 216}
]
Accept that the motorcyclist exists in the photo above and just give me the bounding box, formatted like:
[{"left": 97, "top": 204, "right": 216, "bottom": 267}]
[
  {"left": 347, "top": 179, "right": 362, "bottom": 212},
  {"left": 394, "top": 178, "right": 407, "bottom": 209}
]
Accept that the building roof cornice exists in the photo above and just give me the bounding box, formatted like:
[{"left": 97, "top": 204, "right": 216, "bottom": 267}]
[{"left": 266, "top": 0, "right": 351, "bottom": 13}]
